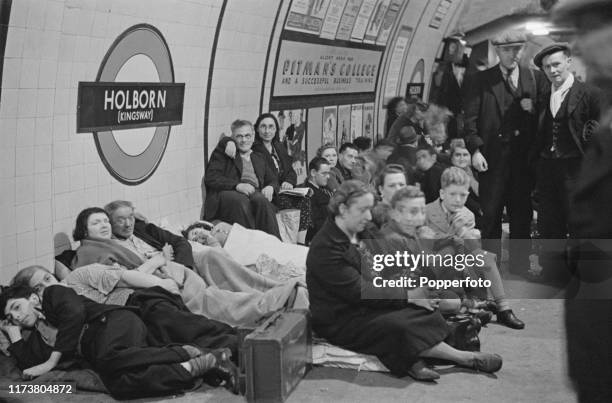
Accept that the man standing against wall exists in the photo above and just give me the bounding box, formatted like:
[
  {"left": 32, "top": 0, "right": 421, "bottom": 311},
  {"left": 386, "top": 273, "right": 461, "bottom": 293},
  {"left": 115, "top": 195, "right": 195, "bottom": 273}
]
[{"left": 464, "top": 31, "right": 544, "bottom": 277}]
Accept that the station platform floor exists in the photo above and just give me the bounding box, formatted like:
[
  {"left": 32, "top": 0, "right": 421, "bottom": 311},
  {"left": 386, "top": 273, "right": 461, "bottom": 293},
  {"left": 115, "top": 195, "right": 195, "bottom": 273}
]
[{"left": 11, "top": 271, "right": 575, "bottom": 403}]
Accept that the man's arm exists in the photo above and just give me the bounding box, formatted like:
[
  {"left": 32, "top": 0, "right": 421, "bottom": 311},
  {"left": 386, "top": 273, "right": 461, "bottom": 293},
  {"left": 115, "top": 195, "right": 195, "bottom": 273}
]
[
  {"left": 463, "top": 71, "right": 485, "bottom": 154},
  {"left": 42, "top": 286, "right": 87, "bottom": 356},
  {"left": 137, "top": 220, "right": 195, "bottom": 268},
  {"left": 204, "top": 150, "right": 241, "bottom": 191},
  {"left": 5, "top": 327, "right": 55, "bottom": 370}
]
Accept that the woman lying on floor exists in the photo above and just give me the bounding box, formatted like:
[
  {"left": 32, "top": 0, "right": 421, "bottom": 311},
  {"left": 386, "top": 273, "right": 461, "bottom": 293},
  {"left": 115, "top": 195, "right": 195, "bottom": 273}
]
[
  {"left": 306, "top": 180, "right": 502, "bottom": 381},
  {"left": 0, "top": 279, "right": 237, "bottom": 399},
  {"left": 69, "top": 207, "right": 301, "bottom": 327}
]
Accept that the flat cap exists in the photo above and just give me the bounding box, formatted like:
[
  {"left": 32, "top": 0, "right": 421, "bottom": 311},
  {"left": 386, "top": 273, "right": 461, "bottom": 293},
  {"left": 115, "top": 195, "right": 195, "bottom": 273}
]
[
  {"left": 533, "top": 43, "right": 571, "bottom": 68},
  {"left": 491, "top": 30, "right": 528, "bottom": 46}
]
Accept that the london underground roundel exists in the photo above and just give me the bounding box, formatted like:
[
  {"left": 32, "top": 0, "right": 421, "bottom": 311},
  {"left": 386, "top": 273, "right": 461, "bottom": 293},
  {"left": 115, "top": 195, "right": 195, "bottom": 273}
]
[{"left": 77, "top": 24, "right": 184, "bottom": 185}]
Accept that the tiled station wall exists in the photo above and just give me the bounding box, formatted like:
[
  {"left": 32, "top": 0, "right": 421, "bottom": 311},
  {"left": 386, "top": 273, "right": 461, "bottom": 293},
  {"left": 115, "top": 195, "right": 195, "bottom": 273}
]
[{"left": 0, "top": 0, "right": 461, "bottom": 283}]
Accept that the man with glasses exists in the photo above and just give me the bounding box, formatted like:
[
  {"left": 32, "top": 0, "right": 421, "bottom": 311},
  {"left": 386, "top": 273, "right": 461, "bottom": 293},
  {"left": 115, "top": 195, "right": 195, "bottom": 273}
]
[{"left": 204, "top": 120, "right": 281, "bottom": 238}]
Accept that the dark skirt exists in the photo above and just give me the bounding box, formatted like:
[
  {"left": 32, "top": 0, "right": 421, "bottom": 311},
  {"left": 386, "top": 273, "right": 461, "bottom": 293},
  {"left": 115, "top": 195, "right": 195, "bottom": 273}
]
[
  {"left": 275, "top": 193, "right": 312, "bottom": 232},
  {"left": 314, "top": 306, "right": 449, "bottom": 376}
]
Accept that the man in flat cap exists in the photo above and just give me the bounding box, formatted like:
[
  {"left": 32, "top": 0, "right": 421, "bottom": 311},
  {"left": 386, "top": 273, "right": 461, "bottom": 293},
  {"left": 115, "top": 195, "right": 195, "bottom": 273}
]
[
  {"left": 529, "top": 43, "right": 601, "bottom": 285},
  {"left": 464, "top": 30, "right": 546, "bottom": 283}
]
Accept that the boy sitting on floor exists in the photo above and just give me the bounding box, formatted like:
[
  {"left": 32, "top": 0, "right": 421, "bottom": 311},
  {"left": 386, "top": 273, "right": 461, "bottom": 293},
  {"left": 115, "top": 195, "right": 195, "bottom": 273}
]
[
  {"left": 0, "top": 270, "right": 237, "bottom": 399},
  {"left": 425, "top": 167, "right": 525, "bottom": 329},
  {"left": 378, "top": 186, "right": 461, "bottom": 315}
]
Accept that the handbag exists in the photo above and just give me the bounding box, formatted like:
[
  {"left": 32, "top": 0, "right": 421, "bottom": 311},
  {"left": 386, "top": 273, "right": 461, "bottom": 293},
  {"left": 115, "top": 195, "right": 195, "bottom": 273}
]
[{"left": 445, "top": 314, "right": 482, "bottom": 352}]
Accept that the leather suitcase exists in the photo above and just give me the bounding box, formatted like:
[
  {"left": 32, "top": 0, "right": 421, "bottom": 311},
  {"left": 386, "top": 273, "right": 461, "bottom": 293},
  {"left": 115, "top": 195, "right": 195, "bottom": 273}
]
[{"left": 243, "top": 309, "right": 311, "bottom": 403}]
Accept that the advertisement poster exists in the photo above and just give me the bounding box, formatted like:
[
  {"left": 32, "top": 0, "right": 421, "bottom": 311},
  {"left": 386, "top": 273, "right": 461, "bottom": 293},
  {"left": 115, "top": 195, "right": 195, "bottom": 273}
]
[
  {"left": 273, "top": 40, "right": 382, "bottom": 97},
  {"left": 363, "top": 0, "right": 390, "bottom": 44},
  {"left": 335, "top": 0, "right": 363, "bottom": 40},
  {"left": 285, "top": 0, "right": 332, "bottom": 35},
  {"left": 350, "top": 104, "right": 363, "bottom": 140},
  {"left": 337, "top": 104, "right": 352, "bottom": 146},
  {"left": 429, "top": 0, "right": 454, "bottom": 29},
  {"left": 322, "top": 106, "right": 338, "bottom": 146},
  {"left": 362, "top": 102, "right": 374, "bottom": 139},
  {"left": 350, "top": 0, "right": 378, "bottom": 42},
  {"left": 383, "top": 26, "right": 413, "bottom": 99},
  {"left": 273, "top": 109, "right": 308, "bottom": 184},
  {"left": 319, "top": 0, "right": 348, "bottom": 39},
  {"left": 375, "top": 0, "right": 402, "bottom": 46}
]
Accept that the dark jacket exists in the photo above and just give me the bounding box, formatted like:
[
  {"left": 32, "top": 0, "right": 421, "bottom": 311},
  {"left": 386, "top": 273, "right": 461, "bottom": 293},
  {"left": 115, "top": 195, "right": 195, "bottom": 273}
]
[
  {"left": 387, "top": 146, "right": 418, "bottom": 184},
  {"left": 530, "top": 79, "right": 602, "bottom": 163},
  {"left": 430, "top": 62, "right": 466, "bottom": 115},
  {"left": 464, "top": 64, "right": 545, "bottom": 170},
  {"left": 415, "top": 161, "right": 448, "bottom": 204},
  {"left": 306, "top": 220, "right": 408, "bottom": 330},
  {"left": 252, "top": 141, "right": 297, "bottom": 186},
  {"left": 8, "top": 285, "right": 128, "bottom": 369},
  {"left": 204, "top": 140, "right": 278, "bottom": 221},
  {"left": 133, "top": 219, "right": 195, "bottom": 269}
]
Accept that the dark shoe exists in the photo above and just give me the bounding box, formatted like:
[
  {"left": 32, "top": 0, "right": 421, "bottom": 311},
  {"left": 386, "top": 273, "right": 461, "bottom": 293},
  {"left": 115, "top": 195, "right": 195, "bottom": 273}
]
[
  {"left": 208, "top": 348, "right": 239, "bottom": 395},
  {"left": 474, "top": 310, "right": 493, "bottom": 326},
  {"left": 497, "top": 309, "right": 525, "bottom": 330},
  {"left": 465, "top": 352, "right": 503, "bottom": 373},
  {"left": 407, "top": 360, "right": 440, "bottom": 381}
]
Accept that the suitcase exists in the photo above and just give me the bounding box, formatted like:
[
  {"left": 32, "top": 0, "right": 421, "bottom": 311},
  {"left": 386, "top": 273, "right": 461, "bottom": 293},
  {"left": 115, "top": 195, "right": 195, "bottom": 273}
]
[{"left": 243, "top": 309, "right": 311, "bottom": 403}]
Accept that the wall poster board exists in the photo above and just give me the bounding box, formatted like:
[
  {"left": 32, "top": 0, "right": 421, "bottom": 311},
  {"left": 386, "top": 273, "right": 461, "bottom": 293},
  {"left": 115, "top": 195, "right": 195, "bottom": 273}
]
[
  {"left": 285, "top": 0, "right": 332, "bottom": 35},
  {"left": 337, "top": 105, "right": 352, "bottom": 146},
  {"left": 350, "top": 104, "right": 363, "bottom": 140},
  {"left": 272, "top": 109, "right": 309, "bottom": 184}
]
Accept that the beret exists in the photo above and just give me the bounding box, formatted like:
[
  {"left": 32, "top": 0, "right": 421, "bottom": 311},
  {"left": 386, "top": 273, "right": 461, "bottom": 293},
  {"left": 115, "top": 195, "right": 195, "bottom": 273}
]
[
  {"left": 491, "top": 30, "right": 528, "bottom": 46},
  {"left": 533, "top": 43, "right": 571, "bottom": 68}
]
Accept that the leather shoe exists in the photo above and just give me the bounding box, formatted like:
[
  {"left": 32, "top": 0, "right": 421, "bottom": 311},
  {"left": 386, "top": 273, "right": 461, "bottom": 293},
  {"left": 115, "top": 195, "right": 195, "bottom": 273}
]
[
  {"left": 497, "top": 309, "right": 525, "bottom": 329},
  {"left": 474, "top": 310, "right": 493, "bottom": 326},
  {"left": 407, "top": 360, "right": 440, "bottom": 381},
  {"left": 465, "top": 352, "right": 503, "bottom": 373}
]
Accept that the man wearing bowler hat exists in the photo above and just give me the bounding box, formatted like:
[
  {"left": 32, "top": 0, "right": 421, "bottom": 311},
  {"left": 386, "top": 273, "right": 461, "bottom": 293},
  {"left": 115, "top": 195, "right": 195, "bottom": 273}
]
[
  {"left": 464, "top": 31, "right": 546, "bottom": 278},
  {"left": 530, "top": 43, "right": 602, "bottom": 285}
]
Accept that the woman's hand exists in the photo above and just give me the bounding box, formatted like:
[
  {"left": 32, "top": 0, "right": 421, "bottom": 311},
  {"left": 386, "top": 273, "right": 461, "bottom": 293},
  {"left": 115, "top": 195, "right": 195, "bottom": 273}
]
[
  {"left": 281, "top": 182, "right": 293, "bottom": 190},
  {"left": 225, "top": 141, "right": 236, "bottom": 159},
  {"left": 261, "top": 186, "right": 274, "bottom": 202},
  {"left": 0, "top": 320, "right": 22, "bottom": 342}
]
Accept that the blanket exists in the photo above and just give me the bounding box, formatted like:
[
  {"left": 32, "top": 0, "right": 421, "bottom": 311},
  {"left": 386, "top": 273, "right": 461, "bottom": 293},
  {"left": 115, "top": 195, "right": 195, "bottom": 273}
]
[
  {"left": 224, "top": 223, "right": 309, "bottom": 268},
  {"left": 73, "top": 238, "right": 299, "bottom": 326},
  {"left": 0, "top": 354, "right": 107, "bottom": 393}
]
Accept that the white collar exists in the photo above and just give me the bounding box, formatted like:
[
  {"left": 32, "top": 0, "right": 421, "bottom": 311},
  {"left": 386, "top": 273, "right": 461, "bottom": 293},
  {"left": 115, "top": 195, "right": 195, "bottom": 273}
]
[{"left": 552, "top": 73, "right": 574, "bottom": 95}]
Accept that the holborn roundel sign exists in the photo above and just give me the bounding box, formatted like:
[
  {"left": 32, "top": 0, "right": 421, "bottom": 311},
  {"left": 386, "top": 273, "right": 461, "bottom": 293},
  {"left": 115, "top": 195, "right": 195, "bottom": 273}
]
[{"left": 77, "top": 24, "right": 185, "bottom": 185}]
